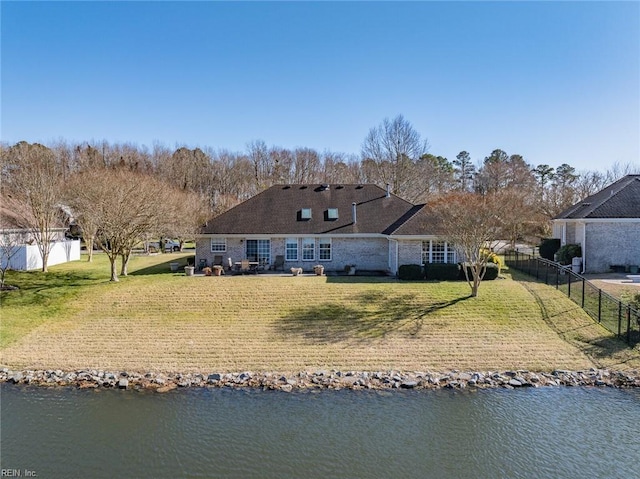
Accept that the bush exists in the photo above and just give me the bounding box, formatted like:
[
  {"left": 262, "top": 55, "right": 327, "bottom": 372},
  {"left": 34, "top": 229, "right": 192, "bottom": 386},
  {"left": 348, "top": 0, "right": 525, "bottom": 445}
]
[
  {"left": 425, "top": 263, "right": 460, "bottom": 281},
  {"left": 398, "top": 264, "right": 424, "bottom": 280},
  {"left": 539, "top": 238, "right": 561, "bottom": 261},
  {"left": 481, "top": 249, "right": 503, "bottom": 270},
  {"left": 556, "top": 244, "right": 582, "bottom": 265},
  {"left": 460, "top": 263, "right": 499, "bottom": 281}
]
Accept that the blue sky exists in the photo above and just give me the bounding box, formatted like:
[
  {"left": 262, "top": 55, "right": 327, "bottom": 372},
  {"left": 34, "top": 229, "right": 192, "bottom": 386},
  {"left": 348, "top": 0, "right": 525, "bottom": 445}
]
[{"left": 2, "top": 1, "right": 639, "bottom": 172}]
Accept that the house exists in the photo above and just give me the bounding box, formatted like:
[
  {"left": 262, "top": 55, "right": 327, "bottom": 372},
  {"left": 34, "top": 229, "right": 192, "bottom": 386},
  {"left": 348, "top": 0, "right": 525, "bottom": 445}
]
[
  {"left": 0, "top": 200, "right": 80, "bottom": 271},
  {"left": 196, "top": 184, "right": 456, "bottom": 274},
  {"left": 552, "top": 174, "right": 640, "bottom": 273}
]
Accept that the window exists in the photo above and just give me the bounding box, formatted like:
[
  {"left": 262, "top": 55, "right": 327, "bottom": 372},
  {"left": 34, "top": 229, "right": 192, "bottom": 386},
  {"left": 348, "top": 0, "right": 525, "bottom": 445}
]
[
  {"left": 422, "top": 241, "right": 430, "bottom": 265},
  {"left": 285, "top": 238, "right": 298, "bottom": 261},
  {"left": 422, "top": 240, "right": 456, "bottom": 264},
  {"left": 211, "top": 238, "right": 227, "bottom": 252},
  {"left": 300, "top": 208, "right": 312, "bottom": 220},
  {"left": 432, "top": 241, "right": 445, "bottom": 263},
  {"left": 246, "top": 239, "right": 270, "bottom": 264},
  {"left": 326, "top": 208, "right": 338, "bottom": 220},
  {"left": 319, "top": 238, "right": 331, "bottom": 261},
  {"left": 302, "top": 238, "right": 315, "bottom": 261}
]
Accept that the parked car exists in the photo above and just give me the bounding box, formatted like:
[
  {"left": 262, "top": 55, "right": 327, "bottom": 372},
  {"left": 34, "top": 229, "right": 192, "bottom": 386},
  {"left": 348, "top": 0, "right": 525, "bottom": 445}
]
[{"left": 148, "top": 239, "right": 181, "bottom": 253}]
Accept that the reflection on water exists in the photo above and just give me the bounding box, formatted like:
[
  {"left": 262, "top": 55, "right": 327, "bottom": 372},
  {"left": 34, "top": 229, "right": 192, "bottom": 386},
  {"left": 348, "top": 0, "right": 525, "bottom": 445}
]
[{"left": 2, "top": 385, "right": 639, "bottom": 479}]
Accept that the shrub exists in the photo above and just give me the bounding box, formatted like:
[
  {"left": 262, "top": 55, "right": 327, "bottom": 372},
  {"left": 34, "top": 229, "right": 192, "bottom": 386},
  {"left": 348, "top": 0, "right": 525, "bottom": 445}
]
[
  {"left": 481, "top": 249, "right": 503, "bottom": 270},
  {"left": 621, "top": 291, "right": 640, "bottom": 310},
  {"left": 556, "top": 244, "right": 582, "bottom": 265},
  {"left": 539, "top": 238, "right": 561, "bottom": 261},
  {"left": 460, "top": 263, "right": 499, "bottom": 281},
  {"left": 398, "top": 264, "right": 424, "bottom": 280},
  {"left": 425, "top": 263, "right": 460, "bottom": 281}
]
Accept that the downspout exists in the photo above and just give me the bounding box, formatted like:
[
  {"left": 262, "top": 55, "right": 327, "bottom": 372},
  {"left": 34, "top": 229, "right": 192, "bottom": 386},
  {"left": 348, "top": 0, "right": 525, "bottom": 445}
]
[
  {"left": 581, "top": 222, "right": 587, "bottom": 274},
  {"left": 388, "top": 238, "right": 399, "bottom": 276}
]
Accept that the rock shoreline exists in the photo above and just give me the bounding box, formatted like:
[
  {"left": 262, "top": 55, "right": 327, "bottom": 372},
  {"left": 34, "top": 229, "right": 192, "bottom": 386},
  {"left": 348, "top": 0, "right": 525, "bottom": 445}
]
[{"left": 1, "top": 368, "right": 639, "bottom": 392}]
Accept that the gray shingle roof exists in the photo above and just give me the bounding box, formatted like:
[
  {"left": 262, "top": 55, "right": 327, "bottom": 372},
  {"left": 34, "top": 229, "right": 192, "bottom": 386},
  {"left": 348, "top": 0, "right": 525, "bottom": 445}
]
[
  {"left": 554, "top": 175, "right": 640, "bottom": 219},
  {"left": 201, "top": 184, "right": 421, "bottom": 235}
]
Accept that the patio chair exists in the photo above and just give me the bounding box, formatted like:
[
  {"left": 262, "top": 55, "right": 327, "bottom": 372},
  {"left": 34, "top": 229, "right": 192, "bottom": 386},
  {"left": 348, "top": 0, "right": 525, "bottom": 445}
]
[
  {"left": 273, "top": 255, "right": 285, "bottom": 271},
  {"left": 240, "top": 259, "right": 250, "bottom": 274}
]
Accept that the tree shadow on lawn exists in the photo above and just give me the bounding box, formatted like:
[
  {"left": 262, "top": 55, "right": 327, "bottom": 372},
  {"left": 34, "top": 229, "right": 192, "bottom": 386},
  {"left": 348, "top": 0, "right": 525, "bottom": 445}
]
[
  {"left": 130, "top": 256, "right": 193, "bottom": 276},
  {"left": 0, "top": 270, "right": 106, "bottom": 309},
  {"left": 276, "top": 290, "right": 470, "bottom": 343}
]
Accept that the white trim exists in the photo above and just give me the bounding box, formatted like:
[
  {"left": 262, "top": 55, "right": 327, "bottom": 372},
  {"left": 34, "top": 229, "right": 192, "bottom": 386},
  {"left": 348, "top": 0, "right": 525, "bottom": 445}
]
[
  {"left": 552, "top": 218, "right": 640, "bottom": 224},
  {"left": 196, "top": 233, "right": 432, "bottom": 239}
]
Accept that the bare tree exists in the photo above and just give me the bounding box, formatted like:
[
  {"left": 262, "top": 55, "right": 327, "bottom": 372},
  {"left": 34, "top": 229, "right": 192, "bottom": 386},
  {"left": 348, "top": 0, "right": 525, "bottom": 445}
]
[
  {"left": 424, "top": 192, "right": 505, "bottom": 297},
  {"left": 361, "top": 115, "right": 429, "bottom": 201},
  {"left": 67, "top": 167, "right": 172, "bottom": 281},
  {"left": 2, "top": 142, "right": 65, "bottom": 272}
]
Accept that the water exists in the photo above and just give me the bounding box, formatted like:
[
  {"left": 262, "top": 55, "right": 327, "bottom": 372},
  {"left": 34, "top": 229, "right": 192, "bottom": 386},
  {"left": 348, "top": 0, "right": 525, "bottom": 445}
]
[{"left": 1, "top": 385, "right": 639, "bottom": 479}]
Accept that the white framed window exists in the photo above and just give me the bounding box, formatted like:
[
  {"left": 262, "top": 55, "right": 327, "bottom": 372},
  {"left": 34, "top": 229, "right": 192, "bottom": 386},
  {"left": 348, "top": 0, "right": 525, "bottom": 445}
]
[
  {"left": 319, "top": 238, "right": 332, "bottom": 261},
  {"left": 302, "top": 238, "right": 315, "bottom": 261},
  {"left": 285, "top": 238, "right": 298, "bottom": 261},
  {"left": 211, "top": 238, "right": 227, "bottom": 252},
  {"left": 422, "top": 240, "right": 456, "bottom": 264},
  {"left": 432, "top": 241, "right": 445, "bottom": 263}
]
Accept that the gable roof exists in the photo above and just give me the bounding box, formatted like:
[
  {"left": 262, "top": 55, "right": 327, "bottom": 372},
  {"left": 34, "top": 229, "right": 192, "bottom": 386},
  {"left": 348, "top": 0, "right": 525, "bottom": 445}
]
[
  {"left": 554, "top": 175, "right": 640, "bottom": 220},
  {"left": 201, "top": 184, "right": 422, "bottom": 235}
]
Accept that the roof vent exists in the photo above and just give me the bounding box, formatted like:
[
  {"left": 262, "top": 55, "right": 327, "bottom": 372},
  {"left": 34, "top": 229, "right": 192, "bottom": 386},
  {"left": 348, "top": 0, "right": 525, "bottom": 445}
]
[
  {"left": 300, "top": 186, "right": 308, "bottom": 190},
  {"left": 321, "top": 184, "right": 330, "bottom": 190},
  {"left": 356, "top": 185, "right": 364, "bottom": 189},
  {"left": 336, "top": 185, "right": 344, "bottom": 189}
]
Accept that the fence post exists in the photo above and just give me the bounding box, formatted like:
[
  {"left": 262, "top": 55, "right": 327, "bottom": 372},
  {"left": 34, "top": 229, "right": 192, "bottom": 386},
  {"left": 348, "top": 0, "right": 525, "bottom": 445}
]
[
  {"left": 535, "top": 259, "right": 539, "bottom": 279},
  {"left": 556, "top": 267, "right": 559, "bottom": 289},
  {"left": 544, "top": 262, "right": 549, "bottom": 285},
  {"left": 598, "top": 289, "right": 602, "bottom": 323},
  {"left": 567, "top": 272, "right": 571, "bottom": 299},
  {"left": 618, "top": 301, "right": 622, "bottom": 337},
  {"left": 581, "top": 278, "right": 585, "bottom": 308},
  {"left": 627, "top": 306, "right": 632, "bottom": 345}
]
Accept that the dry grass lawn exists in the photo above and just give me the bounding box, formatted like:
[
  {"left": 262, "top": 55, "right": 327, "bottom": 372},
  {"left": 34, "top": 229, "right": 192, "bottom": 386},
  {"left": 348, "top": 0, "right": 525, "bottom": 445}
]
[{"left": 1, "top": 254, "right": 638, "bottom": 374}]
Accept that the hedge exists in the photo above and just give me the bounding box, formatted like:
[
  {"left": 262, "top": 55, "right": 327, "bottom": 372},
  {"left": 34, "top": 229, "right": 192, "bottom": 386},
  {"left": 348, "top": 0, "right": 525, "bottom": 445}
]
[
  {"left": 398, "top": 264, "right": 424, "bottom": 280},
  {"left": 459, "top": 263, "right": 499, "bottom": 281},
  {"left": 539, "top": 238, "right": 561, "bottom": 261},
  {"left": 424, "top": 263, "right": 460, "bottom": 281}
]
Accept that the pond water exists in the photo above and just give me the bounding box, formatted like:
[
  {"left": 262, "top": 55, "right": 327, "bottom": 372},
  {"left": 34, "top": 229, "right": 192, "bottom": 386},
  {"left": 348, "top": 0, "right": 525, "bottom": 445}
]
[{"left": 1, "top": 385, "right": 639, "bottom": 478}]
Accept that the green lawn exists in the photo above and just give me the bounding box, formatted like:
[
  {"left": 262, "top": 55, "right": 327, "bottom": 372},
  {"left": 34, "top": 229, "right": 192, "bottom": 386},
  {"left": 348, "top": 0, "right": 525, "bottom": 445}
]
[{"left": 1, "top": 253, "right": 638, "bottom": 373}]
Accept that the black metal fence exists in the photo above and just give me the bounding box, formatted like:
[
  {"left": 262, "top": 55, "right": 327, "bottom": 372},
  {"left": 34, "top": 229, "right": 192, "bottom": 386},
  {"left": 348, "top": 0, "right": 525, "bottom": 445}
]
[{"left": 504, "top": 251, "right": 640, "bottom": 345}]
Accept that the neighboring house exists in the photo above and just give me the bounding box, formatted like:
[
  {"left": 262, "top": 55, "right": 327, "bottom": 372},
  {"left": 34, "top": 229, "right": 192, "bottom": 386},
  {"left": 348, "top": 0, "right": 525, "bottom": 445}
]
[
  {"left": 552, "top": 174, "right": 640, "bottom": 273},
  {"left": 196, "top": 184, "right": 456, "bottom": 274},
  {"left": 0, "top": 202, "right": 80, "bottom": 271}
]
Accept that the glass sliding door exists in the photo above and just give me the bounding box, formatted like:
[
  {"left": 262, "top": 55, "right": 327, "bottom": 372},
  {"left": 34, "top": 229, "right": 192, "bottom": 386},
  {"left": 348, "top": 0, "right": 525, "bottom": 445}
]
[{"left": 246, "top": 239, "right": 271, "bottom": 264}]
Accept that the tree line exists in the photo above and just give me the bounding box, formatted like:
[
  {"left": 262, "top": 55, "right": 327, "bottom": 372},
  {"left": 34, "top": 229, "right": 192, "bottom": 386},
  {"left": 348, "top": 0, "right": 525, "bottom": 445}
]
[{"left": 1, "top": 114, "right": 638, "bottom": 281}]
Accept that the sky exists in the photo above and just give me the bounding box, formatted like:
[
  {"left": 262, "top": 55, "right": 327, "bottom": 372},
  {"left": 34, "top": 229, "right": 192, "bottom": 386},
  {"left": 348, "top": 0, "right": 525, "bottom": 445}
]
[{"left": 2, "top": 1, "right": 639, "bottom": 173}]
